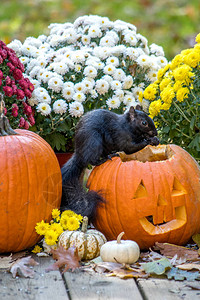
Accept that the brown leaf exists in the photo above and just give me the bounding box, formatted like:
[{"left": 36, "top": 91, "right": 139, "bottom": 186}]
[
  {"left": 128, "top": 64, "right": 137, "bottom": 76},
  {"left": 192, "top": 233, "right": 200, "bottom": 248},
  {"left": 176, "top": 263, "right": 200, "bottom": 271},
  {"left": 154, "top": 242, "right": 199, "bottom": 261},
  {"left": 0, "top": 255, "right": 13, "bottom": 269},
  {"left": 106, "top": 268, "right": 149, "bottom": 279},
  {"left": 45, "top": 245, "right": 81, "bottom": 273},
  {"left": 10, "top": 256, "right": 39, "bottom": 278}
]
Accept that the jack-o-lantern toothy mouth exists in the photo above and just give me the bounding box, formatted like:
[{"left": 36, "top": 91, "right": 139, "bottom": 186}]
[{"left": 139, "top": 205, "right": 187, "bottom": 235}]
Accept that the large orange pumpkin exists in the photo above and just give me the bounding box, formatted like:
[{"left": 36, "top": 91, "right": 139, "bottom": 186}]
[
  {"left": 87, "top": 145, "right": 200, "bottom": 249},
  {"left": 0, "top": 128, "right": 62, "bottom": 253}
]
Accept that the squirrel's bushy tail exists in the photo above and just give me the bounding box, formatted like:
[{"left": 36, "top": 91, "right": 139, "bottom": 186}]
[{"left": 61, "top": 154, "right": 103, "bottom": 220}]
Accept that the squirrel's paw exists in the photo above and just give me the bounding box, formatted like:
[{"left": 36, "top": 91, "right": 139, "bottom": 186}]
[{"left": 149, "top": 136, "right": 160, "bottom": 146}]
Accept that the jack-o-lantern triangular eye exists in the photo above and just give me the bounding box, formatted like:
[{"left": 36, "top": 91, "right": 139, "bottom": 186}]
[
  {"left": 172, "top": 177, "right": 186, "bottom": 196},
  {"left": 133, "top": 180, "right": 148, "bottom": 198}
]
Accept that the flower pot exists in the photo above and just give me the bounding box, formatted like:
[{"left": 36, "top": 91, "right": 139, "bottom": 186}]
[{"left": 55, "top": 152, "right": 72, "bottom": 168}]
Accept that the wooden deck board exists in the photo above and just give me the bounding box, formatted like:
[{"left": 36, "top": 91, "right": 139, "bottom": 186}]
[
  {"left": 0, "top": 256, "right": 69, "bottom": 300},
  {"left": 138, "top": 278, "right": 200, "bottom": 300},
  {"left": 64, "top": 270, "right": 143, "bottom": 300},
  {"left": 1, "top": 256, "right": 200, "bottom": 300}
]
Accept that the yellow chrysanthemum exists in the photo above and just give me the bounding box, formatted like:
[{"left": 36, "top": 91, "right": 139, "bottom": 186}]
[
  {"left": 161, "top": 103, "right": 171, "bottom": 111},
  {"left": 35, "top": 220, "right": 50, "bottom": 236},
  {"left": 76, "top": 214, "right": 83, "bottom": 222},
  {"left": 176, "top": 87, "right": 189, "bottom": 102},
  {"left": 138, "top": 91, "right": 143, "bottom": 103},
  {"left": 173, "top": 81, "right": 183, "bottom": 92},
  {"left": 183, "top": 50, "right": 200, "bottom": 68},
  {"left": 173, "top": 65, "right": 193, "bottom": 82},
  {"left": 195, "top": 33, "right": 200, "bottom": 44},
  {"left": 50, "top": 223, "right": 64, "bottom": 236},
  {"left": 60, "top": 214, "right": 69, "bottom": 230},
  {"left": 160, "top": 86, "right": 175, "bottom": 103},
  {"left": 61, "top": 210, "right": 76, "bottom": 218},
  {"left": 149, "top": 100, "right": 162, "bottom": 118},
  {"left": 32, "top": 245, "right": 43, "bottom": 254},
  {"left": 143, "top": 85, "right": 157, "bottom": 101},
  {"left": 52, "top": 208, "right": 61, "bottom": 220},
  {"left": 67, "top": 216, "right": 80, "bottom": 231},
  {"left": 170, "top": 54, "right": 184, "bottom": 70},
  {"left": 159, "top": 77, "right": 171, "bottom": 91},
  {"left": 157, "top": 68, "right": 165, "bottom": 81},
  {"left": 194, "top": 43, "right": 200, "bottom": 51},
  {"left": 44, "top": 229, "right": 58, "bottom": 246}
]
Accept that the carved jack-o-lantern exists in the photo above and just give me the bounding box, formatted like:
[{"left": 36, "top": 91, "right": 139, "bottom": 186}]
[{"left": 87, "top": 145, "right": 200, "bottom": 249}]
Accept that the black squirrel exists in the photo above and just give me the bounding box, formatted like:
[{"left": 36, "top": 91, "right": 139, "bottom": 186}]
[{"left": 61, "top": 105, "right": 159, "bottom": 220}]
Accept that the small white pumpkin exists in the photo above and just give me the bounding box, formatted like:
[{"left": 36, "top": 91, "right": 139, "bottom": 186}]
[
  {"left": 100, "top": 232, "right": 140, "bottom": 264},
  {"left": 58, "top": 216, "right": 107, "bottom": 260}
]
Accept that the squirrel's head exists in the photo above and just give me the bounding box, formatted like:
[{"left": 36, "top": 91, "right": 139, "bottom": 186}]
[{"left": 127, "top": 105, "right": 157, "bottom": 137}]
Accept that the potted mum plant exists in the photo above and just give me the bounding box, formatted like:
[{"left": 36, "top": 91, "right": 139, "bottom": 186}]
[
  {"left": 140, "top": 33, "right": 200, "bottom": 162},
  {"left": 8, "top": 15, "right": 168, "bottom": 153},
  {"left": 0, "top": 41, "right": 35, "bottom": 129}
]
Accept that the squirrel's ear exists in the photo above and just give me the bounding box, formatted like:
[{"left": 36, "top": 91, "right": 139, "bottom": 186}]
[
  {"left": 135, "top": 104, "right": 142, "bottom": 111},
  {"left": 128, "top": 106, "right": 136, "bottom": 121}
]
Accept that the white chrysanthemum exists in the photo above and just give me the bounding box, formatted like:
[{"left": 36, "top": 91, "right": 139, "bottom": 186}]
[
  {"left": 150, "top": 43, "right": 165, "bottom": 56},
  {"left": 147, "top": 70, "right": 158, "bottom": 82},
  {"left": 82, "top": 79, "right": 94, "bottom": 92},
  {"left": 37, "top": 103, "right": 51, "bottom": 116},
  {"left": 137, "top": 34, "right": 148, "bottom": 48},
  {"left": 36, "top": 92, "right": 51, "bottom": 104},
  {"left": 52, "top": 62, "right": 69, "bottom": 75},
  {"left": 63, "top": 81, "right": 74, "bottom": 89},
  {"left": 102, "top": 75, "right": 113, "bottom": 83},
  {"left": 124, "top": 32, "right": 137, "bottom": 46},
  {"left": 88, "top": 25, "right": 102, "bottom": 38},
  {"left": 69, "top": 101, "right": 84, "bottom": 117},
  {"left": 136, "top": 54, "right": 152, "bottom": 68},
  {"left": 95, "top": 79, "right": 109, "bottom": 95},
  {"left": 123, "top": 76, "right": 134, "bottom": 89},
  {"left": 106, "top": 56, "right": 119, "bottom": 67},
  {"left": 48, "top": 77, "right": 63, "bottom": 92},
  {"left": 53, "top": 99, "right": 68, "bottom": 114},
  {"left": 110, "top": 80, "right": 122, "bottom": 90},
  {"left": 30, "top": 79, "right": 40, "bottom": 90},
  {"left": 113, "top": 68, "right": 126, "bottom": 81},
  {"left": 62, "top": 29, "right": 78, "bottom": 44},
  {"left": 132, "top": 86, "right": 143, "bottom": 100},
  {"left": 62, "top": 87, "right": 75, "bottom": 100},
  {"left": 37, "top": 57, "right": 48, "bottom": 68},
  {"left": 37, "top": 68, "right": 47, "bottom": 81},
  {"left": 106, "top": 97, "right": 121, "bottom": 109},
  {"left": 19, "top": 56, "right": 29, "bottom": 65},
  {"left": 90, "top": 89, "right": 98, "bottom": 99},
  {"left": 83, "top": 66, "right": 97, "bottom": 78},
  {"left": 71, "top": 51, "right": 86, "bottom": 63},
  {"left": 97, "top": 16, "right": 113, "bottom": 29},
  {"left": 73, "top": 92, "right": 86, "bottom": 102},
  {"left": 156, "top": 56, "right": 168, "bottom": 68},
  {"left": 93, "top": 47, "right": 111, "bottom": 60},
  {"left": 96, "top": 61, "right": 105, "bottom": 69},
  {"left": 29, "top": 66, "right": 42, "bottom": 78},
  {"left": 103, "top": 64, "right": 116, "bottom": 75},
  {"left": 39, "top": 42, "right": 51, "bottom": 52},
  {"left": 41, "top": 71, "right": 55, "bottom": 83},
  {"left": 123, "top": 94, "right": 137, "bottom": 106},
  {"left": 114, "top": 89, "right": 124, "bottom": 101},
  {"left": 74, "top": 64, "right": 82, "bottom": 72},
  {"left": 81, "top": 35, "right": 91, "bottom": 45},
  {"left": 21, "top": 44, "right": 38, "bottom": 57},
  {"left": 125, "top": 47, "right": 142, "bottom": 60},
  {"left": 74, "top": 82, "right": 86, "bottom": 93},
  {"left": 48, "top": 35, "right": 63, "bottom": 47},
  {"left": 7, "top": 39, "right": 23, "bottom": 55},
  {"left": 38, "top": 35, "right": 47, "bottom": 42},
  {"left": 24, "top": 36, "right": 42, "bottom": 48},
  {"left": 111, "top": 45, "right": 126, "bottom": 56},
  {"left": 100, "top": 35, "right": 117, "bottom": 47}
]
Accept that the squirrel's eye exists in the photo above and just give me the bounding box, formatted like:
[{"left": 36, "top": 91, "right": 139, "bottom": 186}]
[{"left": 142, "top": 120, "right": 147, "bottom": 126}]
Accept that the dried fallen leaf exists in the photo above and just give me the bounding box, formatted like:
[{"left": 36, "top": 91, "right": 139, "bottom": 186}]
[
  {"left": 192, "top": 233, "right": 200, "bottom": 248},
  {"left": 10, "top": 256, "right": 39, "bottom": 278},
  {"left": 166, "top": 267, "right": 200, "bottom": 281},
  {"left": 176, "top": 263, "right": 200, "bottom": 271},
  {"left": 154, "top": 242, "right": 199, "bottom": 261},
  {"left": 0, "top": 255, "right": 13, "bottom": 269},
  {"left": 140, "top": 257, "right": 172, "bottom": 275},
  {"left": 106, "top": 268, "right": 148, "bottom": 279},
  {"left": 45, "top": 245, "right": 80, "bottom": 273}
]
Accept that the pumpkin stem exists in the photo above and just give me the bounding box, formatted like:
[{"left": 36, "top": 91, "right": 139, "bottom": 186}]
[
  {"left": 81, "top": 216, "right": 88, "bottom": 233},
  {"left": 117, "top": 232, "right": 125, "bottom": 243},
  {"left": 0, "top": 93, "right": 18, "bottom": 136}
]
